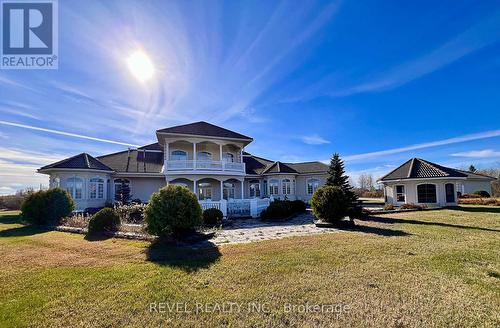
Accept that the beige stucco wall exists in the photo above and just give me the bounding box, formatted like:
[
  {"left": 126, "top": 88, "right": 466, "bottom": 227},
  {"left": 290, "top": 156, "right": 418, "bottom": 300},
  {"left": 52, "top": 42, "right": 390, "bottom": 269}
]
[
  {"left": 384, "top": 178, "right": 492, "bottom": 206},
  {"left": 295, "top": 174, "right": 328, "bottom": 201},
  {"left": 462, "top": 180, "right": 492, "bottom": 195},
  {"left": 124, "top": 177, "right": 166, "bottom": 202},
  {"left": 48, "top": 171, "right": 112, "bottom": 210}
]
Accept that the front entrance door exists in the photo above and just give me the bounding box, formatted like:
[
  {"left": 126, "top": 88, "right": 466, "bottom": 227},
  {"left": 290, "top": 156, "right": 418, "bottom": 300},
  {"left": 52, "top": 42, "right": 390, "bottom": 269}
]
[{"left": 445, "top": 183, "right": 455, "bottom": 203}]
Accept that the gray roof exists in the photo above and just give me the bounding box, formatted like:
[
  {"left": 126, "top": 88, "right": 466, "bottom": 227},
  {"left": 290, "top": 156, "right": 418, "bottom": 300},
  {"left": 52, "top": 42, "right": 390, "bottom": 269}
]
[
  {"left": 39, "top": 153, "right": 113, "bottom": 171},
  {"left": 97, "top": 149, "right": 163, "bottom": 174},
  {"left": 379, "top": 158, "right": 494, "bottom": 181},
  {"left": 243, "top": 154, "right": 328, "bottom": 175},
  {"left": 157, "top": 121, "right": 252, "bottom": 140}
]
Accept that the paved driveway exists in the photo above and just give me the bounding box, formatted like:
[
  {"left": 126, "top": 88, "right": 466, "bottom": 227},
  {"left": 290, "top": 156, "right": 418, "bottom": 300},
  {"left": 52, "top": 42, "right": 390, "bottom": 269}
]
[{"left": 208, "top": 211, "right": 338, "bottom": 246}]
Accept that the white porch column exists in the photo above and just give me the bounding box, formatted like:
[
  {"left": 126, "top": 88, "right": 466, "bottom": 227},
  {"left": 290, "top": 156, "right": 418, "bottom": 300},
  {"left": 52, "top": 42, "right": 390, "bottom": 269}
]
[
  {"left": 165, "top": 142, "right": 169, "bottom": 161},
  {"left": 193, "top": 142, "right": 197, "bottom": 169},
  {"left": 220, "top": 180, "right": 224, "bottom": 201},
  {"left": 193, "top": 179, "right": 197, "bottom": 197},
  {"left": 220, "top": 144, "right": 224, "bottom": 171},
  {"left": 240, "top": 180, "right": 244, "bottom": 199}
]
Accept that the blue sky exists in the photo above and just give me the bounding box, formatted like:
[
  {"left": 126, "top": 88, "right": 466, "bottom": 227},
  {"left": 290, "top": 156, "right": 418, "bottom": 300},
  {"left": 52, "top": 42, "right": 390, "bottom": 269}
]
[{"left": 1, "top": 0, "right": 500, "bottom": 195}]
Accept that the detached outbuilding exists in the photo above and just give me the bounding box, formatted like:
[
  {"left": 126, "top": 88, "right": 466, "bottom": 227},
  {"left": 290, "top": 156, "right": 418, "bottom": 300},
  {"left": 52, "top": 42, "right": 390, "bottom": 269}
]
[{"left": 378, "top": 158, "right": 495, "bottom": 207}]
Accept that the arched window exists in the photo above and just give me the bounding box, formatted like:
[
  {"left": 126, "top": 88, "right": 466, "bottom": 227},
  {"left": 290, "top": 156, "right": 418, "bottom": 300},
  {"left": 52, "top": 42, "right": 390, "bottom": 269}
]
[
  {"left": 197, "top": 151, "right": 212, "bottom": 161},
  {"left": 417, "top": 184, "right": 437, "bottom": 203},
  {"left": 223, "top": 152, "right": 234, "bottom": 163},
  {"left": 307, "top": 179, "right": 320, "bottom": 195},
  {"left": 198, "top": 182, "right": 212, "bottom": 200},
  {"left": 269, "top": 179, "right": 279, "bottom": 196},
  {"left": 249, "top": 180, "right": 261, "bottom": 198},
  {"left": 170, "top": 150, "right": 187, "bottom": 161},
  {"left": 89, "top": 177, "right": 104, "bottom": 199},
  {"left": 66, "top": 177, "right": 83, "bottom": 199},
  {"left": 223, "top": 182, "right": 235, "bottom": 200},
  {"left": 282, "top": 179, "right": 292, "bottom": 195}
]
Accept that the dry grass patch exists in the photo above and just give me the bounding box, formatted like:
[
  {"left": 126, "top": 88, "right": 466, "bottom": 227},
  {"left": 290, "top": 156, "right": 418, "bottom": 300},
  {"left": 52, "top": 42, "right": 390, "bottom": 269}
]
[{"left": 0, "top": 207, "right": 499, "bottom": 327}]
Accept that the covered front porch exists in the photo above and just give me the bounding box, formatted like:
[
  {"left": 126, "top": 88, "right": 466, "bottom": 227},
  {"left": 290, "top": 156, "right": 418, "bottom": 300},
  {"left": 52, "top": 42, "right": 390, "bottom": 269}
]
[{"left": 166, "top": 175, "right": 270, "bottom": 218}]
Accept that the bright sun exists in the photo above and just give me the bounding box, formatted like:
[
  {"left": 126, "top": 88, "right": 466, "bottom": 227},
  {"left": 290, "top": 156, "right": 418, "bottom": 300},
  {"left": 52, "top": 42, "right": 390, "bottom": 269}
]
[{"left": 126, "top": 50, "right": 155, "bottom": 82}]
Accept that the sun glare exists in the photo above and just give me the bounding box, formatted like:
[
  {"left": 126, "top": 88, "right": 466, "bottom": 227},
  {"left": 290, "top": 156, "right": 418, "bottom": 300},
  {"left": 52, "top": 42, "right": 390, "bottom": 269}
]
[{"left": 126, "top": 50, "right": 155, "bottom": 82}]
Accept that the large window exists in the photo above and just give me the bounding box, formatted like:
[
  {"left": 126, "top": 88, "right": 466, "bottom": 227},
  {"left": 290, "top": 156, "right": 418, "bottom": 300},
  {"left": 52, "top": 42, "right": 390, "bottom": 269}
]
[
  {"left": 66, "top": 177, "right": 83, "bottom": 199},
  {"left": 223, "top": 182, "right": 235, "bottom": 200},
  {"left": 307, "top": 179, "right": 320, "bottom": 195},
  {"left": 114, "top": 179, "right": 130, "bottom": 201},
  {"left": 223, "top": 152, "right": 234, "bottom": 163},
  {"left": 89, "top": 177, "right": 104, "bottom": 199},
  {"left": 396, "top": 185, "right": 405, "bottom": 202},
  {"left": 197, "top": 151, "right": 212, "bottom": 161},
  {"left": 170, "top": 150, "right": 187, "bottom": 160},
  {"left": 198, "top": 182, "right": 212, "bottom": 200},
  {"left": 417, "top": 184, "right": 437, "bottom": 203},
  {"left": 249, "top": 180, "right": 261, "bottom": 198},
  {"left": 269, "top": 179, "right": 279, "bottom": 196},
  {"left": 282, "top": 179, "right": 292, "bottom": 195},
  {"left": 445, "top": 183, "right": 455, "bottom": 203}
]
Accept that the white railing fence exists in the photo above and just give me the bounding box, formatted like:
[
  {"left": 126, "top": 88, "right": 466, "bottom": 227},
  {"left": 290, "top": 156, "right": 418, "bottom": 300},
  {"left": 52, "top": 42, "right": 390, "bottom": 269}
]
[
  {"left": 165, "top": 160, "right": 245, "bottom": 172},
  {"left": 198, "top": 198, "right": 270, "bottom": 218}
]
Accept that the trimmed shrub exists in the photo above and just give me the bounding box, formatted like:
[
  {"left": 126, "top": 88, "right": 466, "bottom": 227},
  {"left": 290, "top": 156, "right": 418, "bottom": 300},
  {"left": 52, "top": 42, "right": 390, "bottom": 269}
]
[
  {"left": 383, "top": 204, "right": 395, "bottom": 211},
  {"left": 459, "top": 193, "right": 481, "bottom": 199},
  {"left": 458, "top": 197, "right": 500, "bottom": 206},
  {"left": 203, "top": 208, "right": 223, "bottom": 226},
  {"left": 310, "top": 186, "right": 349, "bottom": 222},
  {"left": 347, "top": 205, "right": 363, "bottom": 219},
  {"left": 145, "top": 185, "right": 202, "bottom": 237},
  {"left": 260, "top": 200, "right": 292, "bottom": 220},
  {"left": 473, "top": 190, "right": 491, "bottom": 198},
  {"left": 400, "top": 203, "right": 426, "bottom": 210},
  {"left": 291, "top": 200, "right": 307, "bottom": 213},
  {"left": 21, "top": 188, "right": 74, "bottom": 225},
  {"left": 88, "top": 208, "right": 120, "bottom": 234},
  {"left": 115, "top": 203, "right": 146, "bottom": 224}
]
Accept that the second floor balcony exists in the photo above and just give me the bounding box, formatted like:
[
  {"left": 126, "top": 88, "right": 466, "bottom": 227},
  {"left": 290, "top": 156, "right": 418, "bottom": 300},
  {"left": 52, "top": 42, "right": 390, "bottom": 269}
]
[{"left": 162, "top": 139, "right": 246, "bottom": 174}]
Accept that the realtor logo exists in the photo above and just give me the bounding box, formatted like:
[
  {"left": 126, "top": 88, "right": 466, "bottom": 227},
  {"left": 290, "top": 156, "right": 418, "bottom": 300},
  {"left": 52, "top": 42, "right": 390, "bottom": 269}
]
[{"left": 1, "top": 0, "right": 58, "bottom": 69}]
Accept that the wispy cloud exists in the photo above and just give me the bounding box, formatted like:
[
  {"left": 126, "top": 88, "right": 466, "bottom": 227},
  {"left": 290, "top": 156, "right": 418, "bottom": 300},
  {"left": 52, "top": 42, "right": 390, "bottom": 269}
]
[
  {"left": 0, "top": 120, "right": 140, "bottom": 147},
  {"left": 301, "top": 134, "right": 330, "bottom": 145},
  {"left": 344, "top": 130, "right": 500, "bottom": 161},
  {"left": 451, "top": 149, "right": 500, "bottom": 158}
]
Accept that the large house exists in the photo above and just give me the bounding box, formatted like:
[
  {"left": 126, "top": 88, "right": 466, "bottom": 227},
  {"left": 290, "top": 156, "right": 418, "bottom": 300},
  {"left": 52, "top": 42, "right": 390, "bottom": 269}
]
[
  {"left": 38, "top": 122, "right": 329, "bottom": 216},
  {"left": 379, "top": 158, "right": 494, "bottom": 207}
]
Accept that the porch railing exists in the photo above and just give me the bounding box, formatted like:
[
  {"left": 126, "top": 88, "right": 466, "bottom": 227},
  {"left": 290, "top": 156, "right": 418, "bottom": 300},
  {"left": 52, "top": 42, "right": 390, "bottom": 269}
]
[
  {"left": 198, "top": 198, "right": 270, "bottom": 218},
  {"left": 165, "top": 160, "right": 245, "bottom": 173}
]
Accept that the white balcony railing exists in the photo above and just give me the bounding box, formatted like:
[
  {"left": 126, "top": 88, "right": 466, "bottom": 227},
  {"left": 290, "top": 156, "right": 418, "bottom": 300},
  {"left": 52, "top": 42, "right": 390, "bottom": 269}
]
[{"left": 165, "top": 160, "right": 245, "bottom": 173}]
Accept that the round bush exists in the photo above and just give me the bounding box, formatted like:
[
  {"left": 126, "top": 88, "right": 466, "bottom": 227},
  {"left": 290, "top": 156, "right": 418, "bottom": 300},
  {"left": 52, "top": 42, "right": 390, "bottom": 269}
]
[
  {"left": 145, "top": 185, "right": 202, "bottom": 237},
  {"left": 21, "top": 188, "right": 74, "bottom": 225},
  {"left": 260, "top": 200, "right": 292, "bottom": 220},
  {"left": 310, "top": 186, "right": 349, "bottom": 222},
  {"left": 473, "top": 190, "right": 491, "bottom": 198},
  {"left": 88, "top": 208, "right": 120, "bottom": 234},
  {"left": 291, "top": 200, "right": 307, "bottom": 213},
  {"left": 203, "top": 208, "right": 223, "bottom": 226}
]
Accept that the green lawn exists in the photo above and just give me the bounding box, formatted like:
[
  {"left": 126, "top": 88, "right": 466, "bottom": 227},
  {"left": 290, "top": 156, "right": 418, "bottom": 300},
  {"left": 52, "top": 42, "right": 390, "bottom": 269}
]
[{"left": 0, "top": 207, "right": 499, "bottom": 327}]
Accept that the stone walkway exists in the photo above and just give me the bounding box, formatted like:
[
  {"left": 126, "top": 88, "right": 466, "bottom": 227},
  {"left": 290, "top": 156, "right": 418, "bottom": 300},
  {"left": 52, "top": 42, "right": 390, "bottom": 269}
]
[{"left": 207, "top": 211, "right": 338, "bottom": 246}]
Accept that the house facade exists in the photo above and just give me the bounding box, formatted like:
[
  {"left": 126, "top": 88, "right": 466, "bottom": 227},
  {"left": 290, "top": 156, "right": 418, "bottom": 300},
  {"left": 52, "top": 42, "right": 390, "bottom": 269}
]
[
  {"left": 379, "top": 158, "right": 494, "bottom": 207},
  {"left": 38, "top": 122, "right": 329, "bottom": 216}
]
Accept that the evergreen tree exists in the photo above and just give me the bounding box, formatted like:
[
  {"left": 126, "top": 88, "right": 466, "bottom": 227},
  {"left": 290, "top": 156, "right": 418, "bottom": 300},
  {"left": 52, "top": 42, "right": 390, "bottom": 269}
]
[
  {"left": 114, "top": 180, "right": 132, "bottom": 204},
  {"left": 468, "top": 164, "right": 477, "bottom": 173},
  {"left": 326, "top": 153, "right": 357, "bottom": 203}
]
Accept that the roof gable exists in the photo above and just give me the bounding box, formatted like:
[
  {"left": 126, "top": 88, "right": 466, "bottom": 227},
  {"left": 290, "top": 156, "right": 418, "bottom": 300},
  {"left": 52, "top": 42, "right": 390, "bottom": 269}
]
[
  {"left": 157, "top": 121, "right": 252, "bottom": 140},
  {"left": 40, "top": 153, "right": 112, "bottom": 171},
  {"left": 380, "top": 158, "right": 469, "bottom": 181}
]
